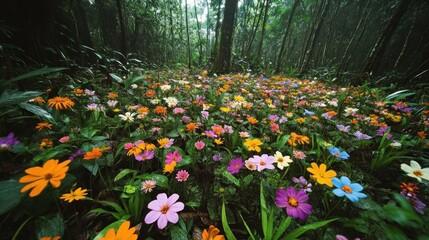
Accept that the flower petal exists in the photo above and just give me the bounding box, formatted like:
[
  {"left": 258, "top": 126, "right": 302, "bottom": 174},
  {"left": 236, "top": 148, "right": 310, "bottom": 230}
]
[
  {"left": 350, "top": 183, "right": 363, "bottom": 192},
  {"left": 169, "top": 202, "right": 184, "bottom": 212},
  {"left": 331, "top": 177, "right": 342, "bottom": 188},
  {"left": 401, "top": 163, "right": 412, "bottom": 173},
  {"left": 144, "top": 210, "right": 161, "bottom": 224},
  {"left": 340, "top": 176, "right": 351, "bottom": 186},
  {"left": 410, "top": 160, "right": 421, "bottom": 170},
  {"left": 333, "top": 189, "right": 345, "bottom": 197},
  {"left": 166, "top": 211, "right": 179, "bottom": 224},
  {"left": 157, "top": 214, "right": 168, "bottom": 229},
  {"left": 167, "top": 193, "right": 180, "bottom": 206},
  {"left": 148, "top": 199, "right": 162, "bottom": 210}
]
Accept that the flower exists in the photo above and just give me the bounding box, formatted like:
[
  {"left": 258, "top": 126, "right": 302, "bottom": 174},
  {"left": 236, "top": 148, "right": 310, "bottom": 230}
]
[
  {"left": 119, "top": 112, "right": 137, "bottom": 122},
  {"left": 163, "top": 97, "right": 179, "bottom": 108},
  {"left": 400, "top": 182, "right": 419, "bottom": 197},
  {"left": 293, "top": 150, "right": 306, "bottom": 159},
  {"left": 247, "top": 154, "right": 275, "bottom": 172},
  {"left": 292, "top": 176, "right": 312, "bottom": 193},
  {"left": 307, "top": 162, "right": 337, "bottom": 187},
  {"left": 329, "top": 147, "right": 350, "bottom": 160},
  {"left": 83, "top": 147, "right": 103, "bottom": 160},
  {"left": 243, "top": 138, "right": 263, "bottom": 152},
  {"left": 36, "top": 122, "right": 53, "bottom": 131},
  {"left": 176, "top": 170, "right": 190, "bottom": 182},
  {"left": 135, "top": 150, "right": 155, "bottom": 161},
  {"left": 336, "top": 125, "right": 350, "bottom": 133},
  {"left": 59, "top": 136, "right": 70, "bottom": 143},
  {"left": 48, "top": 96, "right": 75, "bottom": 110},
  {"left": 353, "top": 131, "right": 372, "bottom": 140},
  {"left": 19, "top": 159, "right": 71, "bottom": 197},
  {"left": 401, "top": 160, "right": 429, "bottom": 182},
  {"left": 195, "top": 141, "right": 206, "bottom": 150},
  {"left": 158, "top": 138, "right": 174, "bottom": 148},
  {"left": 275, "top": 187, "right": 312, "bottom": 220},
  {"left": 165, "top": 151, "right": 182, "bottom": 164},
  {"left": 274, "top": 151, "right": 293, "bottom": 170},
  {"left": 226, "top": 158, "right": 244, "bottom": 174},
  {"left": 100, "top": 220, "right": 138, "bottom": 240},
  {"left": 332, "top": 176, "right": 367, "bottom": 202},
  {"left": 40, "top": 237, "right": 61, "bottom": 240},
  {"left": 144, "top": 193, "right": 184, "bottom": 229},
  {"left": 163, "top": 161, "right": 176, "bottom": 174},
  {"left": 154, "top": 106, "right": 168, "bottom": 115},
  {"left": 0, "top": 132, "right": 19, "bottom": 150},
  {"left": 401, "top": 192, "right": 426, "bottom": 214},
  {"left": 141, "top": 180, "right": 156, "bottom": 193},
  {"left": 202, "top": 225, "right": 225, "bottom": 240},
  {"left": 287, "top": 132, "right": 310, "bottom": 146},
  {"left": 60, "top": 187, "right": 88, "bottom": 203}
]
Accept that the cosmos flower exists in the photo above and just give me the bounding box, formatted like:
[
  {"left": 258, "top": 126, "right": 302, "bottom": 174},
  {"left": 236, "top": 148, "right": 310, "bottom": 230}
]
[
  {"left": 292, "top": 176, "right": 312, "bottom": 193},
  {"left": 0, "top": 132, "right": 19, "bottom": 150},
  {"left": 401, "top": 160, "right": 429, "bottom": 182},
  {"left": 144, "top": 193, "right": 184, "bottom": 229},
  {"left": 274, "top": 151, "right": 293, "bottom": 170},
  {"left": 165, "top": 151, "right": 182, "bottom": 164},
  {"left": 329, "top": 147, "right": 350, "bottom": 160},
  {"left": 332, "top": 176, "right": 367, "bottom": 202},
  {"left": 307, "top": 162, "right": 337, "bottom": 187},
  {"left": 275, "top": 187, "right": 312, "bottom": 220},
  {"left": 336, "top": 125, "right": 350, "bottom": 133},
  {"left": 135, "top": 150, "right": 155, "bottom": 161},
  {"left": 243, "top": 138, "right": 263, "bottom": 152},
  {"left": 226, "top": 158, "right": 244, "bottom": 174},
  {"left": 158, "top": 138, "right": 174, "bottom": 148},
  {"left": 99, "top": 220, "right": 138, "bottom": 240},
  {"left": 247, "top": 154, "right": 275, "bottom": 172},
  {"left": 353, "top": 131, "right": 372, "bottom": 140}
]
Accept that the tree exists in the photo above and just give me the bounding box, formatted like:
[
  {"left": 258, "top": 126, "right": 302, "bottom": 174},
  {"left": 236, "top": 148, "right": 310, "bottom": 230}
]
[{"left": 211, "top": 0, "right": 238, "bottom": 74}]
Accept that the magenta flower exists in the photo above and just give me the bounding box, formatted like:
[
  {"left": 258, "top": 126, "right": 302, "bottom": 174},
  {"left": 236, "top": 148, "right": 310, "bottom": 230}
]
[
  {"left": 176, "top": 170, "right": 190, "bottom": 182},
  {"left": 135, "top": 150, "right": 155, "bottom": 161},
  {"left": 0, "top": 132, "right": 19, "bottom": 150},
  {"left": 165, "top": 151, "right": 182, "bottom": 164},
  {"left": 144, "top": 193, "right": 184, "bottom": 229},
  {"left": 248, "top": 154, "right": 275, "bottom": 172},
  {"left": 226, "top": 158, "right": 244, "bottom": 174},
  {"left": 275, "top": 187, "right": 312, "bottom": 220},
  {"left": 194, "top": 141, "right": 205, "bottom": 150}
]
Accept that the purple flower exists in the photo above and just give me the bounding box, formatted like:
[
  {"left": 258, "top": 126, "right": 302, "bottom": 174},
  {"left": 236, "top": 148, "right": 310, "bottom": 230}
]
[
  {"left": 201, "top": 110, "right": 209, "bottom": 120},
  {"left": 275, "top": 187, "right": 312, "bottom": 220},
  {"left": 182, "top": 116, "right": 191, "bottom": 123},
  {"left": 0, "top": 132, "right": 19, "bottom": 150},
  {"left": 135, "top": 150, "right": 155, "bottom": 161},
  {"left": 292, "top": 176, "right": 312, "bottom": 193},
  {"left": 226, "top": 158, "right": 244, "bottom": 175},
  {"left": 213, "top": 153, "right": 222, "bottom": 161},
  {"left": 268, "top": 114, "right": 279, "bottom": 122},
  {"left": 165, "top": 151, "right": 182, "bottom": 164},
  {"left": 401, "top": 192, "right": 426, "bottom": 214},
  {"left": 336, "top": 125, "right": 350, "bottom": 133},
  {"left": 354, "top": 131, "right": 372, "bottom": 140},
  {"left": 144, "top": 193, "right": 184, "bottom": 229},
  {"left": 69, "top": 149, "right": 83, "bottom": 161}
]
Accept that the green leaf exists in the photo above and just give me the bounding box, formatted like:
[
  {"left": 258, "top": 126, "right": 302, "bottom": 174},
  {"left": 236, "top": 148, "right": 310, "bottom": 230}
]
[
  {"left": 222, "top": 200, "right": 237, "bottom": 240},
  {"left": 19, "top": 103, "right": 55, "bottom": 122},
  {"left": 0, "top": 180, "right": 23, "bottom": 215},
  {"left": 1, "top": 67, "right": 66, "bottom": 89},
  {"left": 273, "top": 217, "right": 292, "bottom": 240},
  {"left": 222, "top": 171, "right": 240, "bottom": 187},
  {"left": 0, "top": 90, "right": 43, "bottom": 107},
  {"left": 35, "top": 212, "right": 65, "bottom": 239},
  {"left": 169, "top": 225, "right": 189, "bottom": 240},
  {"left": 114, "top": 169, "right": 138, "bottom": 182},
  {"left": 260, "top": 182, "right": 268, "bottom": 238},
  {"left": 185, "top": 201, "right": 200, "bottom": 207},
  {"left": 81, "top": 160, "right": 99, "bottom": 176},
  {"left": 109, "top": 73, "right": 124, "bottom": 84},
  {"left": 137, "top": 173, "right": 169, "bottom": 189},
  {"left": 282, "top": 218, "right": 337, "bottom": 240},
  {"left": 239, "top": 213, "right": 256, "bottom": 240}
]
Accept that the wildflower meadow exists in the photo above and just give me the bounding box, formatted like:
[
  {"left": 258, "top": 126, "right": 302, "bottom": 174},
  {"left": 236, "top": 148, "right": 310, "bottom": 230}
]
[{"left": 0, "top": 68, "right": 428, "bottom": 240}]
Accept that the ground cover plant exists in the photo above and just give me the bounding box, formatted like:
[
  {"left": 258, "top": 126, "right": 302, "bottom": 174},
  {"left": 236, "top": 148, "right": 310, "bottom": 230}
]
[{"left": 0, "top": 67, "right": 428, "bottom": 240}]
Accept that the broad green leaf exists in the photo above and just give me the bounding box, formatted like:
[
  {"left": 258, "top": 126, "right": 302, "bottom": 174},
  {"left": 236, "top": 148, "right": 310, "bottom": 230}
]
[
  {"left": 114, "top": 169, "right": 138, "bottom": 182},
  {"left": 273, "top": 217, "right": 292, "bottom": 240},
  {"left": 0, "top": 180, "right": 23, "bottom": 215},
  {"left": 169, "top": 225, "right": 189, "bottom": 240},
  {"left": 1, "top": 67, "right": 66, "bottom": 88},
  {"left": 185, "top": 201, "right": 200, "bottom": 207},
  {"left": 222, "top": 200, "right": 237, "bottom": 240},
  {"left": 81, "top": 160, "right": 99, "bottom": 176},
  {"left": 109, "top": 73, "right": 124, "bottom": 84},
  {"left": 282, "top": 218, "right": 337, "bottom": 240},
  {"left": 0, "top": 90, "right": 43, "bottom": 107},
  {"left": 19, "top": 103, "right": 55, "bottom": 122},
  {"left": 222, "top": 171, "right": 240, "bottom": 187},
  {"left": 35, "top": 212, "right": 65, "bottom": 240}
]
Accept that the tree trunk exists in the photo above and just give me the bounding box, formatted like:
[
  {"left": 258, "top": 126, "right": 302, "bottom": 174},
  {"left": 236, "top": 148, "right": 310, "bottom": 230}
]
[
  {"left": 194, "top": 0, "right": 203, "bottom": 65},
  {"left": 185, "top": 0, "right": 192, "bottom": 69},
  {"left": 256, "top": 0, "right": 270, "bottom": 61},
  {"left": 360, "top": 0, "right": 412, "bottom": 77},
  {"left": 275, "top": 0, "right": 299, "bottom": 73},
  {"left": 394, "top": 8, "right": 416, "bottom": 69},
  {"left": 205, "top": 0, "right": 211, "bottom": 61},
  {"left": 211, "top": 0, "right": 239, "bottom": 74},
  {"left": 211, "top": 0, "right": 223, "bottom": 63},
  {"left": 246, "top": 0, "right": 264, "bottom": 57}
]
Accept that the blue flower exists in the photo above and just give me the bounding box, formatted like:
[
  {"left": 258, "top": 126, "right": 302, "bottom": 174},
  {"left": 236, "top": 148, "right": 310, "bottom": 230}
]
[
  {"left": 329, "top": 147, "right": 350, "bottom": 160},
  {"left": 332, "top": 176, "right": 367, "bottom": 202}
]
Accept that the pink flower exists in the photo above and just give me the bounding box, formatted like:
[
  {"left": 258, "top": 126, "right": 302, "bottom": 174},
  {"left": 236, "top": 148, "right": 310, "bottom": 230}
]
[
  {"left": 194, "top": 141, "right": 205, "bottom": 150},
  {"left": 165, "top": 151, "right": 182, "bottom": 164},
  {"left": 59, "top": 136, "right": 70, "bottom": 143},
  {"left": 176, "top": 170, "right": 189, "bottom": 182},
  {"left": 135, "top": 150, "right": 155, "bottom": 161},
  {"left": 144, "top": 193, "right": 184, "bottom": 229},
  {"left": 248, "top": 154, "right": 275, "bottom": 172},
  {"left": 124, "top": 142, "right": 134, "bottom": 150},
  {"left": 141, "top": 180, "right": 156, "bottom": 193}
]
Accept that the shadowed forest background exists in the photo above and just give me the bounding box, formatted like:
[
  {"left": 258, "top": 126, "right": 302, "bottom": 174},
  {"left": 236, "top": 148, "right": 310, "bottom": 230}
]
[{"left": 1, "top": 0, "right": 428, "bottom": 84}]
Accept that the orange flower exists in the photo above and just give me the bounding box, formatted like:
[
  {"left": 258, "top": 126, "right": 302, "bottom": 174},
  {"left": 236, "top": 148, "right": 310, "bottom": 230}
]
[
  {"left": 100, "top": 221, "right": 138, "bottom": 240},
  {"left": 186, "top": 122, "right": 197, "bottom": 132},
  {"left": 296, "top": 117, "right": 306, "bottom": 124},
  {"left": 60, "top": 187, "right": 88, "bottom": 203},
  {"left": 146, "top": 90, "right": 156, "bottom": 98},
  {"left": 83, "top": 147, "right": 103, "bottom": 160},
  {"left": 417, "top": 131, "right": 427, "bottom": 139},
  {"left": 163, "top": 161, "right": 176, "bottom": 174},
  {"left": 31, "top": 96, "right": 45, "bottom": 105},
  {"left": 211, "top": 125, "right": 224, "bottom": 135},
  {"left": 154, "top": 106, "right": 167, "bottom": 116},
  {"left": 36, "top": 122, "right": 53, "bottom": 131},
  {"left": 40, "top": 237, "right": 61, "bottom": 240},
  {"left": 108, "top": 92, "right": 118, "bottom": 99},
  {"left": 48, "top": 96, "right": 75, "bottom": 110},
  {"left": 74, "top": 89, "right": 84, "bottom": 96},
  {"left": 243, "top": 138, "right": 263, "bottom": 152},
  {"left": 19, "top": 159, "right": 71, "bottom": 197},
  {"left": 202, "top": 225, "right": 225, "bottom": 240},
  {"left": 306, "top": 162, "right": 336, "bottom": 187},
  {"left": 137, "top": 106, "right": 149, "bottom": 114},
  {"left": 247, "top": 117, "right": 259, "bottom": 125},
  {"left": 39, "top": 138, "right": 53, "bottom": 149},
  {"left": 287, "top": 132, "right": 310, "bottom": 146}
]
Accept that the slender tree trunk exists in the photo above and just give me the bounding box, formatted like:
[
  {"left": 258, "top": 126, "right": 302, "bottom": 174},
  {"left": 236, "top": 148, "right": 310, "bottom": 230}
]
[
  {"left": 319, "top": 0, "right": 339, "bottom": 67},
  {"left": 185, "top": 0, "right": 192, "bottom": 69},
  {"left": 360, "top": 0, "right": 412, "bottom": 77},
  {"left": 246, "top": 0, "right": 264, "bottom": 57},
  {"left": 211, "top": 0, "right": 223, "bottom": 62},
  {"left": 211, "top": 0, "right": 239, "bottom": 74},
  {"left": 256, "top": 0, "right": 270, "bottom": 61},
  {"left": 169, "top": 0, "right": 175, "bottom": 63},
  {"left": 394, "top": 8, "right": 416, "bottom": 69},
  {"left": 205, "top": 0, "right": 210, "bottom": 61},
  {"left": 299, "top": 0, "right": 330, "bottom": 75},
  {"left": 275, "top": 0, "right": 299, "bottom": 73},
  {"left": 116, "top": 0, "right": 127, "bottom": 60},
  {"left": 194, "top": 0, "right": 203, "bottom": 65}
]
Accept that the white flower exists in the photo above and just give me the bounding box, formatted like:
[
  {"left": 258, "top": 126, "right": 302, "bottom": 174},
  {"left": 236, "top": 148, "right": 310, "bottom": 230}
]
[
  {"left": 119, "top": 112, "right": 137, "bottom": 122},
  {"left": 390, "top": 141, "right": 401, "bottom": 148},
  {"left": 159, "top": 84, "right": 171, "bottom": 91},
  {"left": 163, "top": 97, "right": 179, "bottom": 108},
  {"left": 131, "top": 84, "right": 138, "bottom": 89},
  {"left": 150, "top": 98, "right": 160, "bottom": 104},
  {"left": 274, "top": 151, "right": 293, "bottom": 170},
  {"left": 344, "top": 107, "right": 358, "bottom": 117},
  {"left": 401, "top": 160, "right": 429, "bottom": 182}
]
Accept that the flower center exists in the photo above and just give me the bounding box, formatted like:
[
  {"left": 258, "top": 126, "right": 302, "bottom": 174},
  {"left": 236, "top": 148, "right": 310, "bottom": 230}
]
[
  {"left": 44, "top": 173, "right": 53, "bottom": 180},
  {"left": 288, "top": 197, "right": 298, "bottom": 207},
  {"left": 160, "top": 205, "right": 169, "bottom": 214},
  {"left": 235, "top": 164, "right": 240, "bottom": 169},
  {"left": 278, "top": 157, "right": 284, "bottom": 162},
  {"left": 259, "top": 161, "right": 266, "bottom": 166},
  {"left": 341, "top": 185, "right": 352, "bottom": 193},
  {"left": 413, "top": 170, "right": 423, "bottom": 177}
]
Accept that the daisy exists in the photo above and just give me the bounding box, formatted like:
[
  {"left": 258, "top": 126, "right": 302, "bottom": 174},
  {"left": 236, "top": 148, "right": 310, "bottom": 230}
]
[{"left": 401, "top": 160, "right": 429, "bottom": 182}]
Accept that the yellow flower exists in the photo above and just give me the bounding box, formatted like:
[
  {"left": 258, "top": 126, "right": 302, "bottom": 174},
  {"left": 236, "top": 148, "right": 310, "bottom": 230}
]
[
  {"left": 36, "top": 122, "right": 53, "bottom": 131},
  {"left": 247, "top": 117, "right": 259, "bottom": 125},
  {"left": 60, "top": 187, "right": 88, "bottom": 203},
  {"left": 100, "top": 221, "right": 138, "bottom": 240},
  {"left": 47, "top": 96, "right": 75, "bottom": 110},
  {"left": 306, "top": 162, "right": 337, "bottom": 187},
  {"left": 244, "top": 138, "right": 263, "bottom": 152},
  {"left": 163, "top": 161, "right": 176, "bottom": 174},
  {"left": 19, "top": 159, "right": 71, "bottom": 197},
  {"left": 214, "top": 138, "right": 223, "bottom": 145},
  {"left": 83, "top": 147, "right": 103, "bottom": 160},
  {"left": 202, "top": 225, "right": 225, "bottom": 240},
  {"left": 157, "top": 138, "right": 170, "bottom": 148},
  {"left": 39, "top": 138, "right": 53, "bottom": 150},
  {"left": 220, "top": 107, "right": 230, "bottom": 113}
]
